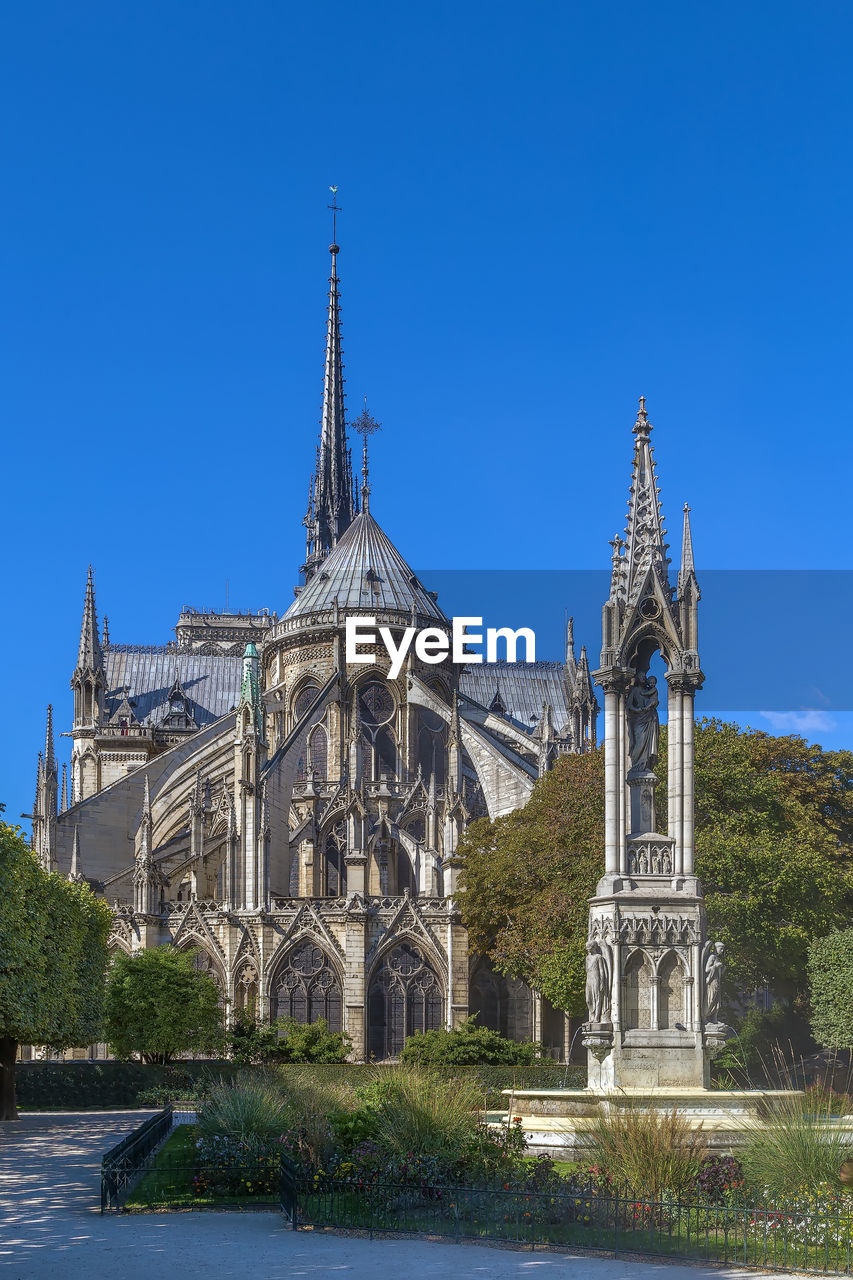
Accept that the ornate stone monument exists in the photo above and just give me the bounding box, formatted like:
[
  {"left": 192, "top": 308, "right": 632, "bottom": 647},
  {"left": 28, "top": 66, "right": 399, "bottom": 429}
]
[{"left": 583, "top": 397, "right": 730, "bottom": 1089}]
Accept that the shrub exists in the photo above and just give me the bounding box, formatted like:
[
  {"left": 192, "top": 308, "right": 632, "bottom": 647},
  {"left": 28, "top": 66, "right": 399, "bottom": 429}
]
[
  {"left": 741, "top": 1089, "right": 853, "bottom": 1196},
  {"left": 588, "top": 1106, "right": 708, "bottom": 1197},
  {"left": 809, "top": 930, "right": 853, "bottom": 1051},
  {"left": 196, "top": 1074, "right": 292, "bottom": 1144},
  {"left": 274, "top": 1017, "right": 352, "bottom": 1063},
  {"left": 400, "top": 1018, "right": 540, "bottom": 1066}
]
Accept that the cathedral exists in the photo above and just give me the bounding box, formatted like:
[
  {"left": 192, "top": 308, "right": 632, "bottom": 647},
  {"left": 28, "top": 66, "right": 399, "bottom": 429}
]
[{"left": 29, "top": 232, "right": 599, "bottom": 1061}]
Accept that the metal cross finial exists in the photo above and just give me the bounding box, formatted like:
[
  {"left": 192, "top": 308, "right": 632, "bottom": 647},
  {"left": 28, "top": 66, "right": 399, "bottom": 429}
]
[
  {"left": 328, "top": 185, "right": 341, "bottom": 251},
  {"left": 352, "top": 397, "right": 381, "bottom": 512}
]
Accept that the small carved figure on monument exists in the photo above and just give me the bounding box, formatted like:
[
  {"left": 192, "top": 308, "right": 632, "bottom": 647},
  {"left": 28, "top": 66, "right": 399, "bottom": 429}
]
[
  {"left": 627, "top": 675, "right": 660, "bottom": 771},
  {"left": 703, "top": 941, "right": 725, "bottom": 1023},
  {"left": 585, "top": 940, "right": 612, "bottom": 1025}
]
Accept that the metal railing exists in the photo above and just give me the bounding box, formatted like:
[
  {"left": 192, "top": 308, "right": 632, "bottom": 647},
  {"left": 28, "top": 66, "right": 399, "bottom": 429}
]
[
  {"left": 99, "top": 1124, "right": 853, "bottom": 1272},
  {"left": 100, "top": 1107, "right": 174, "bottom": 1211},
  {"left": 294, "top": 1176, "right": 853, "bottom": 1273}
]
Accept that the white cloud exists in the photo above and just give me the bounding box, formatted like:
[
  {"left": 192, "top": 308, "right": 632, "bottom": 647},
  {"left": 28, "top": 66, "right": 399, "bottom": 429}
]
[{"left": 759, "top": 709, "right": 836, "bottom": 735}]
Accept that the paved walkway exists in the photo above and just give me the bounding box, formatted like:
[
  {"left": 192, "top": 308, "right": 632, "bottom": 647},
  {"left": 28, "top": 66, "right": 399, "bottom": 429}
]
[{"left": 0, "top": 1112, "right": 813, "bottom": 1279}]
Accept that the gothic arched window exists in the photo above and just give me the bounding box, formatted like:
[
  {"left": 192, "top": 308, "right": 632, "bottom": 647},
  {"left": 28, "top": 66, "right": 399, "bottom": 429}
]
[
  {"left": 469, "top": 958, "right": 533, "bottom": 1041},
  {"left": 309, "top": 725, "right": 328, "bottom": 780},
  {"left": 358, "top": 682, "right": 398, "bottom": 781},
  {"left": 325, "top": 821, "right": 347, "bottom": 896},
  {"left": 417, "top": 707, "right": 447, "bottom": 784},
  {"left": 293, "top": 685, "right": 319, "bottom": 783},
  {"left": 367, "top": 941, "right": 443, "bottom": 1060},
  {"left": 271, "top": 942, "right": 342, "bottom": 1032},
  {"left": 235, "top": 962, "right": 259, "bottom": 1017}
]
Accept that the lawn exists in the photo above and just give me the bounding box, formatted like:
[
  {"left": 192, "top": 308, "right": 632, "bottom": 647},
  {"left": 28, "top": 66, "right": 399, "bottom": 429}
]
[{"left": 124, "top": 1125, "right": 280, "bottom": 1210}]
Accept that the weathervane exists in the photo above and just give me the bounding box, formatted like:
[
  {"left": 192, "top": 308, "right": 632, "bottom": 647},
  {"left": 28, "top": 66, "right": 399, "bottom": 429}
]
[{"left": 352, "top": 396, "right": 381, "bottom": 511}]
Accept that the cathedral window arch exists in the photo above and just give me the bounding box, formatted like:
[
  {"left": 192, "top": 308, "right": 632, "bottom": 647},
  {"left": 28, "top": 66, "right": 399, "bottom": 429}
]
[
  {"left": 308, "top": 723, "right": 327, "bottom": 780},
  {"left": 269, "top": 941, "right": 342, "bottom": 1032},
  {"left": 234, "top": 960, "right": 259, "bottom": 1017},
  {"left": 324, "top": 820, "right": 347, "bottom": 896},
  {"left": 356, "top": 680, "right": 399, "bottom": 781},
  {"left": 367, "top": 940, "right": 443, "bottom": 1060},
  {"left": 468, "top": 957, "right": 533, "bottom": 1042},
  {"left": 417, "top": 707, "right": 447, "bottom": 784},
  {"left": 293, "top": 683, "right": 320, "bottom": 783}
]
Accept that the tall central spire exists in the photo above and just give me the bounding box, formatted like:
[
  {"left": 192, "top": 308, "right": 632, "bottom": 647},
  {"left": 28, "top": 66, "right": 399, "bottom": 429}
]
[{"left": 302, "top": 194, "right": 356, "bottom": 583}]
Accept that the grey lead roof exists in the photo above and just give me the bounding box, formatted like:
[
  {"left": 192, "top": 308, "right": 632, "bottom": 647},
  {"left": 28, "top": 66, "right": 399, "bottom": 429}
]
[
  {"left": 460, "top": 661, "right": 573, "bottom": 734},
  {"left": 104, "top": 650, "right": 243, "bottom": 727},
  {"left": 285, "top": 509, "right": 448, "bottom": 623}
]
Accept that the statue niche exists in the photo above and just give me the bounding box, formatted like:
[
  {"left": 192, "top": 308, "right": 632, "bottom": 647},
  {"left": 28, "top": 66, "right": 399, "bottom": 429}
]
[{"left": 626, "top": 673, "right": 660, "bottom": 834}]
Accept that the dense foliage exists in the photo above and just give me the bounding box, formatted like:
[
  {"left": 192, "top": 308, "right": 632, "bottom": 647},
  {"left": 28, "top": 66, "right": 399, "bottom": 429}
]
[
  {"left": 808, "top": 929, "right": 853, "bottom": 1049},
  {"left": 453, "top": 750, "right": 604, "bottom": 1015},
  {"left": 0, "top": 820, "right": 112, "bottom": 1118},
  {"left": 453, "top": 721, "right": 853, "bottom": 1013},
  {"left": 400, "top": 1018, "right": 541, "bottom": 1065},
  {"left": 228, "top": 1011, "right": 351, "bottom": 1064},
  {"left": 104, "top": 947, "right": 224, "bottom": 1063}
]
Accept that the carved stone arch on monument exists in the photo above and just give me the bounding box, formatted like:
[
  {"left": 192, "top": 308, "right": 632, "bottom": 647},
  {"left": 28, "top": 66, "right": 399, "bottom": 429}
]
[
  {"left": 366, "top": 936, "right": 445, "bottom": 1061},
  {"left": 266, "top": 937, "right": 343, "bottom": 1032},
  {"left": 657, "top": 949, "right": 688, "bottom": 1030},
  {"left": 622, "top": 947, "right": 653, "bottom": 1031}
]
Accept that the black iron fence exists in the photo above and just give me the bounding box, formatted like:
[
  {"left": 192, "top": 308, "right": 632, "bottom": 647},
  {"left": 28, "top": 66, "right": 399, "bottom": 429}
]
[
  {"left": 101, "top": 1107, "right": 175, "bottom": 1210},
  {"left": 294, "top": 1176, "right": 853, "bottom": 1273},
  {"left": 101, "top": 1125, "right": 853, "bottom": 1274}
]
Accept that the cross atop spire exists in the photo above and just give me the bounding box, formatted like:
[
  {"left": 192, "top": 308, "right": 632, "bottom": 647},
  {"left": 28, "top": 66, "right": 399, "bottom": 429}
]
[
  {"left": 76, "top": 566, "right": 103, "bottom": 673},
  {"left": 302, "top": 199, "right": 357, "bottom": 581},
  {"left": 352, "top": 398, "right": 381, "bottom": 513}
]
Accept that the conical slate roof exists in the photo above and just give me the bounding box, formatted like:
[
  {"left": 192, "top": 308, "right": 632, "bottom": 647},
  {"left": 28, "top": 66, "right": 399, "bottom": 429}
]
[{"left": 286, "top": 509, "right": 446, "bottom": 623}]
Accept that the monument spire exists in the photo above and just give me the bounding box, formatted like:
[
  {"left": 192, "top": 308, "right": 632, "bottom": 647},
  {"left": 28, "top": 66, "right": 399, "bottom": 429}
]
[
  {"left": 302, "top": 190, "right": 356, "bottom": 581},
  {"left": 619, "top": 397, "right": 669, "bottom": 604}
]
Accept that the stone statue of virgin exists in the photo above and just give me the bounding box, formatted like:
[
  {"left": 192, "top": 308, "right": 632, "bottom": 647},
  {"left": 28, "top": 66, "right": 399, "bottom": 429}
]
[{"left": 627, "top": 674, "right": 660, "bottom": 772}]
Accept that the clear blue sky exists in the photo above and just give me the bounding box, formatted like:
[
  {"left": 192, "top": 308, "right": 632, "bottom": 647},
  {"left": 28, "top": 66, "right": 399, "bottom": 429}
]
[{"left": 3, "top": 2, "right": 852, "bottom": 826}]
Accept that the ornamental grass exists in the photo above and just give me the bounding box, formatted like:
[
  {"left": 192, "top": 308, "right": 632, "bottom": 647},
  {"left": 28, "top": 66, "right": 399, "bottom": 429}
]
[
  {"left": 372, "top": 1065, "right": 484, "bottom": 1159},
  {"left": 741, "top": 1088, "right": 853, "bottom": 1197},
  {"left": 587, "top": 1104, "right": 708, "bottom": 1198}
]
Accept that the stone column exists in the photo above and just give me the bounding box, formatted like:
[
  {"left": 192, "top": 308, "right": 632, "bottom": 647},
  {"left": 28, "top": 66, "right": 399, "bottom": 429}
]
[
  {"left": 603, "top": 685, "right": 620, "bottom": 875},
  {"left": 682, "top": 686, "right": 696, "bottom": 875},
  {"left": 667, "top": 678, "right": 684, "bottom": 874},
  {"left": 343, "top": 896, "right": 367, "bottom": 1060}
]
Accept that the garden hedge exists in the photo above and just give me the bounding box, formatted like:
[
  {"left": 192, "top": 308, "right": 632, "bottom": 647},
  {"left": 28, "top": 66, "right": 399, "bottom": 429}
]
[{"left": 16, "top": 1059, "right": 585, "bottom": 1110}]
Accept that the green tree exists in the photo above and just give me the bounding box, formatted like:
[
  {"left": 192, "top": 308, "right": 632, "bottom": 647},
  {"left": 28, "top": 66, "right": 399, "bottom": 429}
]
[
  {"left": 808, "top": 929, "right": 853, "bottom": 1049},
  {"left": 104, "top": 947, "right": 224, "bottom": 1063},
  {"left": 683, "top": 721, "right": 852, "bottom": 999},
  {"left": 0, "top": 820, "right": 112, "bottom": 1120},
  {"left": 452, "top": 750, "right": 604, "bottom": 1016},
  {"left": 453, "top": 721, "right": 853, "bottom": 1015}
]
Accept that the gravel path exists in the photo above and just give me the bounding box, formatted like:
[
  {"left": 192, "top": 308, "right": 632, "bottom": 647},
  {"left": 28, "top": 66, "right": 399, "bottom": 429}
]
[{"left": 0, "top": 1112, "right": 814, "bottom": 1279}]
